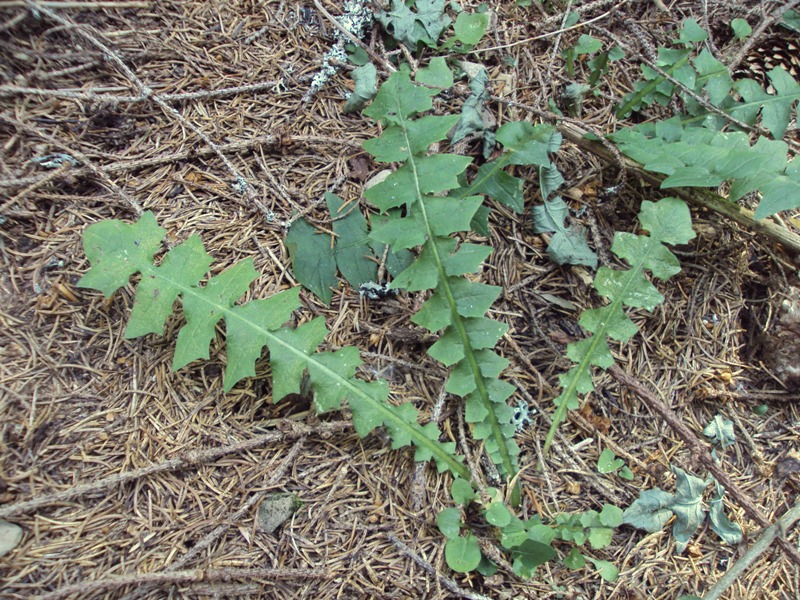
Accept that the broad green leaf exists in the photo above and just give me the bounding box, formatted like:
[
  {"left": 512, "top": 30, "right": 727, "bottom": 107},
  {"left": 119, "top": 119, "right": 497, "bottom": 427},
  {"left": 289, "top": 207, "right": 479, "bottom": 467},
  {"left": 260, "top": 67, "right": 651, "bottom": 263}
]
[
  {"left": 597, "top": 449, "right": 624, "bottom": 474},
  {"left": 594, "top": 267, "right": 664, "bottom": 310},
  {"left": 671, "top": 466, "right": 710, "bottom": 552},
  {"left": 637, "top": 197, "right": 696, "bottom": 246},
  {"left": 676, "top": 19, "right": 708, "bottom": 45},
  {"left": 224, "top": 288, "right": 302, "bottom": 390},
  {"left": 343, "top": 63, "right": 377, "bottom": 113},
  {"left": 731, "top": 18, "right": 751, "bottom": 39},
  {"left": 79, "top": 211, "right": 166, "bottom": 297},
  {"left": 375, "top": 0, "right": 451, "bottom": 49},
  {"left": 307, "top": 347, "right": 362, "bottom": 412},
  {"left": 486, "top": 501, "right": 512, "bottom": 527},
  {"left": 588, "top": 527, "right": 613, "bottom": 549},
  {"left": 453, "top": 12, "right": 488, "bottom": 46},
  {"left": 446, "top": 350, "right": 508, "bottom": 396},
  {"left": 266, "top": 317, "right": 329, "bottom": 401},
  {"left": 452, "top": 68, "right": 489, "bottom": 144},
  {"left": 580, "top": 305, "right": 638, "bottom": 342},
  {"left": 80, "top": 212, "right": 471, "bottom": 482},
  {"left": 437, "top": 507, "right": 462, "bottom": 539},
  {"left": 623, "top": 488, "right": 675, "bottom": 532},
  {"left": 574, "top": 34, "right": 602, "bottom": 55},
  {"left": 563, "top": 548, "right": 586, "bottom": 570},
  {"left": 415, "top": 56, "right": 454, "bottom": 89},
  {"left": 532, "top": 196, "right": 598, "bottom": 268},
  {"left": 389, "top": 242, "right": 440, "bottom": 291},
  {"left": 510, "top": 539, "right": 557, "bottom": 577},
  {"left": 451, "top": 478, "right": 477, "bottom": 505},
  {"left": 364, "top": 70, "right": 521, "bottom": 484},
  {"left": 445, "top": 534, "right": 482, "bottom": 573},
  {"left": 539, "top": 163, "right": 565, "bottom": 202},
  {"left": 442, "top": 243, "right": 493, "bottom": 276},
  {"left": 599, "top": 504, "right": 624, "bottom": 527},
  {"left": 363, "top": 71, "right": 436, "bottom": 124},
  {"left": 327, "top": 193, "right": 379, "bottom": 288},
  {"left": 285, "top": 219, "right": 336, "bottom": 304},
  {"left": 364, "top": 115, "right": 460, "bottom": 162},
  {"left": 464, "top": 161, "right": 525, "bottom": 213},
  {"left": 496, "top": 121, "right": 556, "bottom": 166}
]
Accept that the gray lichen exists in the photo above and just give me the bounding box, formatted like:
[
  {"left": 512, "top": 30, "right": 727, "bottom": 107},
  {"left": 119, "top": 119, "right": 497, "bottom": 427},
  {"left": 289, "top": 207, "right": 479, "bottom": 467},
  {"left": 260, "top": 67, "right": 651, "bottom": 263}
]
[{"left": 302, "top": 1, "right": 373, "bottom": 103}]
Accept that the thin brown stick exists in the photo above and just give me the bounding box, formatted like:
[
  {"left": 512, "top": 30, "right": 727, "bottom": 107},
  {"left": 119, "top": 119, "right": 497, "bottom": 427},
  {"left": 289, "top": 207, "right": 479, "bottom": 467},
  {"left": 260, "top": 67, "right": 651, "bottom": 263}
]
[
  {"left": 608, "top": 365, "right": 800, "bottom": 568},
  {"left": 0, "top": 134, "right": 361, "bottom": 196},
  {"left": 0, "top": 112, "right": 144, "bottom": 215},
  {"left": 3, "top": 0, "right": 149, "bottom": 6},
  {"left": 703, "top": 499, "right": 800, "bottom": 600},
  {"left": 0, "top": 79, "right": 281, "bottom": 103},
  {"left": 0, "top": 420, "right": 350, "bottom": 519},
  {"left": 36, "top": 566, "right": 329, "bottom": 600},
  {"left": 387, "top": 533, "right": 493, "bottom": 600}
]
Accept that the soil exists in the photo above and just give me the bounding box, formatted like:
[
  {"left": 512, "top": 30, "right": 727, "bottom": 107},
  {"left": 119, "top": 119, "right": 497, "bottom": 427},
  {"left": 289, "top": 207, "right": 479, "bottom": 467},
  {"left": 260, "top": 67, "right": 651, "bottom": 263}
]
[{"left": 1, "top": 1, "right": 800, "bottom": 599}]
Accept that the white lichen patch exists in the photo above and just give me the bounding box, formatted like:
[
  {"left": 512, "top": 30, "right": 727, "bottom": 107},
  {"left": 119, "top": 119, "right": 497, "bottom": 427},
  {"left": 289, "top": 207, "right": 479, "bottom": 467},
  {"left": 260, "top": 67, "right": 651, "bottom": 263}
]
[{"left": 302, "top": 0, "right": 373, "bottom": 103}]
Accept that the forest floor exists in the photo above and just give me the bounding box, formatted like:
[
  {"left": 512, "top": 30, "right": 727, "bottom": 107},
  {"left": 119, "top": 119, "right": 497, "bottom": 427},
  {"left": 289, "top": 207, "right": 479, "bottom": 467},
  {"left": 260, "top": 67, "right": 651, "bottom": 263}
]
[{"left": 1, "top": 1, "right": 800, "bottom": 598}]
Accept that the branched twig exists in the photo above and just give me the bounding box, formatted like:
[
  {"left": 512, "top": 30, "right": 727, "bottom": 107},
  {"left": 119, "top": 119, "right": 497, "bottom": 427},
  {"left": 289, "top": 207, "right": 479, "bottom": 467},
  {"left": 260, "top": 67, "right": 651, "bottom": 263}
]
[
  {"left": 25, "top": 1, "right": 275, "bottom": 217},
  {"left": 0, "top": 134, "right": 361, "bottom": 202},
  {"left": 0, "top": 421, "right": 350, "bottom": 519},
  {"left": 36, "top": 566, "right": 329, "bottom": 600},
  {"left": 0, "top": 80, "right": 281, "bottom": 103}
]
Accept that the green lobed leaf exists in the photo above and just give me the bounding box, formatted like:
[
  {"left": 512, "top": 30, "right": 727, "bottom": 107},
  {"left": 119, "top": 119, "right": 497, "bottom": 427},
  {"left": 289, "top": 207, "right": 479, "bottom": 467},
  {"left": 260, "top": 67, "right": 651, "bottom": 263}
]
[
  {"left": 125, "top": 235, "right": 214, "bottom": 338},
  {"left": 486, "top": 501, "right": 512, "bottom": 527},
  {"left": 415, "top": 56, "right": 454, "bottom": 89},
  {"left": 451, "top": 478, "right": 477, "bottom": 505},
  {"left": 671, "top": 465, "right": 710, "bottom": 552},
  {"left": 363, "top": 71, "right": 437, "bottom": 125},
  {"left": 588, "top": 557, "right": 619, "bottom": 582},
  {"left": 173, "top": 260, "right": 259, "bottom": 371},
  {"left": 80, "top": 212, "right": 471, "bottom": 481},
  {"left": 327, "top": 193, "right": 379, "bottom": 288},
  {"left": 78, "top": 211, "right": 166, "bottom": 297},
  {"left": 597, "top": 449, "right": 624, "bottom": 474},
  {"left": 452, "top": 11, "right": 488, "bottom": 46},
  {"left": 375, "top": 0, "right": 451, "bottom": 50},
  {"left": 510, "top": 539, "right": 558, "bottom": 578},
  {"left": 451, "top": 68, "right": 489, "bottom": 144},
  {"left": 704, "top": 415, "right": 736, "bottom": 449},
  {"left": 224, "top": 288, "right": 302, "bottom": 390}
]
